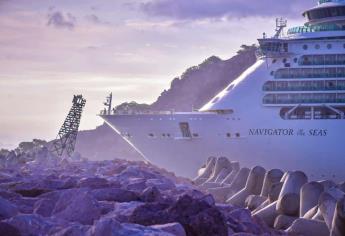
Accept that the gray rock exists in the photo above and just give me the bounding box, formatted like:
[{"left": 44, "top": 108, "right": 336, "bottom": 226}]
[
  {"left": 0, "top": 222, "right": 21, "bottom": 236},
  {"left": 89, "top": 218, "right": 174, "bottom": 236},
  {"left": 52, "top": 224, "right": 90, "bottom": 236},
  {"left": 5, "top": 214, "right": 56, "bottom": 236},
  {"left": 151, "top": 222, "right": 186, "bottom": 236},
  {"left": 0, "top": 196, "right": 18, "bottom": 220},
  {"left": 140, "top": 186, "right": 162, "bottom": 202},
  {"left": 33, "top": 198, "right": 55, "bottom": 217},
  {"left": 52, "top": 190, "right": 101, "bottom": 225},
  {"left": 78, "top": 177, "right": 109, "bottom": 189},
  {"left": 91, "top": 188, "right": 139, "bottom": 202}
]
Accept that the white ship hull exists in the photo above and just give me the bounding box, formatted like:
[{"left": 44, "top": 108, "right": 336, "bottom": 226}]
[{"left": 102, "top": 109, "right": 345, "bottom": 180}]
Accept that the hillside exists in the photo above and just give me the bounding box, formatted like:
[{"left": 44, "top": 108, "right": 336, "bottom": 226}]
[{"left": 75, "top": 45, "right": 257, "bottom": 161}]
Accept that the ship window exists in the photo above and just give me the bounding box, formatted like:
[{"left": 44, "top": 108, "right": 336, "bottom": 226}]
[
  {"left": 148, "top": 133, "right": 155, "bottom": 138},
  {"left": 270, "top": 71, "right": 274, "bottom": 76},
  {"left": 294, "top": 58, "right": 298, "bottom": 63},
  {"left": 167, "top": 133, "right": 171, "bottom": 137},
  {"left": 226, "top": 133, "right": 231, "bottom": 138},
  {"left": 315, "top": 44, "right": 320, "bottom": 50},
  {"left": 283, "top": 58, "right": 287, "bottom": 63},
  {"left": 327, "top": 44, "right": 332, "bottom": 49},
  {"left": 192, "top": 133, "right": 199, "bottom": 138},
  {"left": 235, "top": 133, "right": 240, "bottom": 138},
  {"left": 272, "top": 59, "right": 277, "bottom": 64},
  {"left": 179, "top": 122, "right": 192, "bottom": 138},
  {"left": 162, "top": 133, "right": 166, "bottom": 137},
  {"left": 303, "top": 45, "right": 308, "bottom": 50}
]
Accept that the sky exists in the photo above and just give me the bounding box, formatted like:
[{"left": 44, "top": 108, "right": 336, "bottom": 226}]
[{"left": 0, "top": 0, "right": 315, "bottom": 149}]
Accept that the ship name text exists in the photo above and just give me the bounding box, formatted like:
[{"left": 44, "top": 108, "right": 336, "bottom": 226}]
[{"left": 249, "top": 128, "right": 327, "bottom": 137}]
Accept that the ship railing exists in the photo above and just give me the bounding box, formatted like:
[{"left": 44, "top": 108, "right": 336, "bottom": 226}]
[
  {"left": 318, "top": 0, "right": 345, "bottom": 4},
  {"left": 287, "top": 24, "right": 344, "bottom": 35},
  {"left": 100, "top": 110, "right": 177, "bottom": 115}
]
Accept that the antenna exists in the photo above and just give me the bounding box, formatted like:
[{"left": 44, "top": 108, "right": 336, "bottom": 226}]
[
  {"left": 103, "top": 92, "right": 112, "bottom": 115},
  {"left": 51, "top": 95, "right": 86, "bottom": 157},
  {"left": 274, "top": 18, "right": 287, "bottom": 38}
]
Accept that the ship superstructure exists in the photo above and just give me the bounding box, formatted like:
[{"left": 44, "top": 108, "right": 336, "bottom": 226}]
[{"left": 101, "top": 0, "right": 345, "bottom": 180}]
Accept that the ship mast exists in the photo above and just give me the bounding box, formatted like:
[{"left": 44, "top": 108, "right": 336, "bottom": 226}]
[
  {"left": 103, "top": 92, "right": 113, "bottom": 115},
  {"left": 274, "top": 18, "right": 287, "bottom": 38}
]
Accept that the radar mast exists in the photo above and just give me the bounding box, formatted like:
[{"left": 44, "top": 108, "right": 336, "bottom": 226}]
[{"left": 274, "top": 18, "right": 287, "bottom": 38}]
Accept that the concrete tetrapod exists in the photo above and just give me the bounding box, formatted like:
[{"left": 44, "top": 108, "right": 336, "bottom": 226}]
[
  {"left": 279, "top": 171, "right": 308, "bottom": 199},
  {"left": 206, "top": 157, "right": 231, "bottom": 183},
  {"left": 245, "top": 195, "right": 267, "bottom": 211},
  {"left": 286, "top": 218, "right": 329, "bottom": 236},
  {"left": 227, "top": 166, "right": 266, "bottom": 207},
  {"left": 193, "top": 157, "right": 216, "bottom": 185},
  {"left": 331, "top": 197, "right": 345, "bottom": 236},
  {"left": 220, "top": 162, "right": 240, "bottom": 185},
  {"left": 260, "top": 169, "right": 284, "bottom": 198},
  {"left": 303, "top": 205, "right": 318, "bottom": 219},
  {"left": 274, "top": 214, "right": 298, "bottom": 230},
  {"left": 252, "top": 182, "right": 283, "bottom": 215},
  {"left": 319, "top": 189, "right": 345, "bottom": 230},
  {"left": 252, "top": 201, "right": 279, "bottom": 227},
  {"left": 319, "top": 180, "right": 337, "bottom": 191},
  {"left": 276, "top": 193, "right": 300, "bottom": 216},
  {"left": 209, "top": 168, "right": 250, "bottom": 203},
  {"left": 300, "top": 181, "right": 324, "bottom": 217}
]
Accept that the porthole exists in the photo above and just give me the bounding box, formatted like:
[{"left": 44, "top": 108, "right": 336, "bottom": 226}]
[
  {"left": 148, "top": 133, "right": 154, "bottom": 138},
  {"left": 303, "top": 44, "right": 308, "bottom": 50},
  {"left": 226, "top": 133, "right": 231, "bottom": 138},
  {"left": 193, "top": 133, "right": 199, "bottom": 137},
  {"left": 162, "top": 133, "right": 166, "bottom": 137},
  {"left": 167, "top": 134, "right": 171, "bottom": 137},
  {"left": 293, "top": 58, "right": 298, "bottom": 63},
  {"left": 315, "top": 44, "right": 320, "bottom": 49},
  {"left": 235, "top": 133, "right": 240, "bottom": 138},
  {"left": 327, "top": 44, "right": 332, "bottom": 49},
  {"left": 283, "top": 58, "right": 287, "bottom": 63},
  {"left": 272, "top": 59, "right": 277, "bottom": 64}
]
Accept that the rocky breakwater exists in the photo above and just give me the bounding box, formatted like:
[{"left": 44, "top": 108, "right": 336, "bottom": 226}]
[
  {"left": 195, "top": 156, "right": 345, "bottom": 236},
  {"left": 0, "top": 146, "right": 282, "bottom": 236}
]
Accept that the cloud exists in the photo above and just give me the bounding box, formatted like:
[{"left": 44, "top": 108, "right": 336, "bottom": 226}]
[
  {"left": 47, "top": 11, "right": 76, "bottom": 30},
  {"left": 140, "top": 0, "right": 315, "bottom": 20}
]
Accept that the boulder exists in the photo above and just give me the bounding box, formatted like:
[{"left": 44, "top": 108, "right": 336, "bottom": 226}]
[
  {"left": 78, "top": 177, "right": 109, "bottom": 189},
  {"left": 52, "top": 224, "right": 90, "bottom": 236},
  {"left": 33, "top": 198, "right": 55, "bottom": 217},
  {"left": 52, "top": 190, "right": 101, "bottom": 225},
  {"left": 0, "top": 222, "right": 21, "bottom": 236},
  {"left": 151, "top": 222, "right": 186, "bottom": 236},
  {"left": 89, "top": 218, "right": 174, "bottom": 236},
  {"left": 0, "top": 196, "right": 18, "bottom": 220},
  {"left": 5, "top": 214, "right": 56, "bottom": 236},
  {"left": 91, "top": 188, "right": 139, "bottom": 202}
]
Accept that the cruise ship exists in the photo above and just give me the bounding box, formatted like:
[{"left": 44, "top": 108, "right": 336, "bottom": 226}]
[{"left": 101, "top": 0, "right": 345, "bottom": 180}]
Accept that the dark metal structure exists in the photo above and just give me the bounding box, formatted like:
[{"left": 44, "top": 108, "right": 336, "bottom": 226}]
[{"left": 51, "top": 95, "right": 86, "bottom": 157}]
